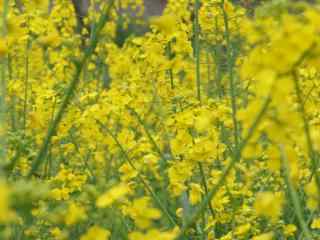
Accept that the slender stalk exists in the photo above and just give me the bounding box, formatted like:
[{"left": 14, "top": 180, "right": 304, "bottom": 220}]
[
  {"left": 178, "top": 95, "right": 271, "bottom": 238},
  {"left": 23, "top": 37, "right": 31, "bottom": 132},
  {"left": 127, "top": 106, "right": 172, "bottom": 210},
  {"left": 198, "top": 163, "right": 215, "bottom": 218},
  {"left": 194, "top": 0, "right": 201, "bottom": 102},
  {"left": 127, "top": 107, "right": 167, "bottom": 162},
  {"left": 193, "top": 0, "right": 215, "bottom": 222},
  {"left": 97, "top": 121, "right": 178, "bottom": 228},
  {"left": 292, "top": 70, "right": 320, "bottom": 198},
  {"left": 166, "top": 41, "right": 174, "bottom": 89},
  {"left": 221, "top": 0, "right": 239, "bottom": 148},
  {"left": 28, "top": 0, "right": 116, "bottom": 177},
  {"left": 0, "top": 0, "right": 9, "bottom": 173},
  {"left": 1, "top": 0, "right": 8, "bottom": 36},
  {"left": 280, "top": 145, "right": 313, "bottom": 240}
]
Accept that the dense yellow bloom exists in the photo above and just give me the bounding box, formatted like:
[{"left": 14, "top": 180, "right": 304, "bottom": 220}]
[
  {"left": 150, "top": 14, "right": 177, "bottom": 36},
  {"left": 123, "top": 197, "right": 161, "bottom": 229},
  {"left": 234, "top": 223, "right": 251, "bottom": 236},
  {"left": 254, "top": 191, "right": 284, "bottom": 220},
  {"left": 305, "top": 178, "right": 319, "bottom": 210},
  {"left": 1, "top": 1, "right": 320, "bottom": 239},
  {"left": 251, "top": 232, "right": 273, "bottom": 240},
  {"left": 283, "top": 224, "right": 297, "bottom": 237},
  {"left": 50, "top": 187, "right": 70, "bottom": 201},
  {"left": 65, "top": 202, "right": 87, "bottom": 225},
  {"left": 0, "top": 38, "right": 7, "bottom": 58},
  {"left": 38, "top": 31, "right": 61, "bottom": 47},
  {"left": 0, "top": 182, "right": 15, "bottom": 223},
  {"left": 129, "top": 228, "right": 178, "bottom": 240},
  {"left": 96, "top": 183, "right": 129, "bottom": 208},
  {"left": 80, "top": 226, "right": 110, "bottom": 240},
  {"left": 189, "top": 183, "right": 203, "bottom": 205},
  {"left": 50, "top": 227, "right": 67, "bottom": 240},
  {"left": 311, "top": 218, "right": 320, "bottom": 229}
]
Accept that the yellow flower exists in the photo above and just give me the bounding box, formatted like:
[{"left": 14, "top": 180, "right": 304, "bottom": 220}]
[
  {"left": 65, "top": 202, "right": 87, "bottom": 226},
  {"left": 223, "top": 0, "right": 234, "bottom": 13},
  {"left": 50, "top": 187, "right": 70, "bottom": 201},
  {"left": 50, "top": 227, "right": 62, "bottom": 237},
  {"left": 170, "top": 129, "right": 192, "bottom": 156},
  {"left": 50, "top": 227, "right": 67, "bottom": 240},
  {"left": 123, "top": 197, "right": 161, "bottom": 229},
  {"left": 38, "top": 31, "right": 61, "bottom": 47},
  {"left": 254, "top": 191, "right": 284, "bottom": 220},
  {"left": 176, "top": 208, "right": 183, "bottom": 218},
  {"left": 150, "top": 14, "right": 177, "bottom": 36},
  {"left": 96, "top": 183, "right": 129, "bottom": 208},
  {"left": 23, "top": 0, "right": 49, "bottom": 11},
  {"left": 234, "top": 223, "right": 251, "bottom": 236},
  {"left": 251, "top": 232, "right": 273, "bottom": 240},
  {"left": 129, "top": 228, "right": 178, "bottom": 240},
  {"left": 80, "top": 226, "right": 110, "bottom": 240},
  {"left": 311, "top": 218, "right": 320, "bottom": 229},
  {"left": 119, "top": 163, "right": 138, "bottom": 182},
  {"left": 6, "top": 16, "right": 24, "bottom": 38},
  {"left": 0, "top": 182, "right": 15, "bottom": 223},
  {"left": 283, "top": 224, "right": 297, "bottom": 237},
  {"left": 0, "top": 38, "right": 7, "bottom": 58},
  {"left": 305, "top": 178, "right": 319, "bottom": 210},
  {"left": 189, "top": 183, "right": 203, "bottom": 205}
]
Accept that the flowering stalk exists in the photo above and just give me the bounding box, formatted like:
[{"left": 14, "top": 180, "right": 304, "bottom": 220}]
[
  {"left": 221, "top": 0, "right": 239, "bottom": 148},
  {"left": 127, "top": 106, "right": 173, "bottom": 209},
  {"left": 280, "top": 145, "right": 313, "bottom": 240},
  {"left": 178, "top": 94, "right": 272, "bottom": 238},
  {"left": 0, "top": 0, "right": 9, "bottom": 174},
  {"left": 128, "top": 107, "right": 167, "bottom": 164},
  {"left": 28, "top": 0, "right": 116, "bottom": 177},
  {"left": 97, "top": 121, "right": 179, "bottom": 228},
  {"left": 292, "top": 70, "right": 320, "bottom": 198},
  {"left": 198, "top": 162, "right": 215, "bottom": 218},
  {"left": 193, "top": 0, "right": 215, "bottom": 223},
  {"left": 23, "top": 35, "right": 31, "bottom": 132},
  {"left": 194, "top": 0, "right": 201, "bottom": 103}
]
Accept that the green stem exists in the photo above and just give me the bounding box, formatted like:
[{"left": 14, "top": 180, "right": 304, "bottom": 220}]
[
  {"left": 97, "top": 121, "right": 178, "bottom": 228},
  {"left": 127, "top": 107, "right": 167, "bottom": 162},
  {"left": 198, "top": 163, "right": 215, "bottom": 218},
  {"left": 193, "top": 1, "right": 215, "bottom": 222},
  {"left": 178, "top": 95, "right": 271, "bottom": 238},
  {"left": 28, "top": 0, "right": 116, "bottom": 177},
  {"left": 0, "top": 0, "right": 9, "bottom": 173},
  {"left": 1, "top": 0, "right": 9, "bottom": 36},
  {"left": 23, "top": 37, "right": 31, "bottom": 132},
  {"left": 280, "top": 145, "right": 313, "bottom": 240},
  {"left": 166, "top": 41, "right": 174, "bottom": 89},
  {"left": 292, "top": 70, "right": 320, "bottom": 199},
  {"left": 221, "top": 0, "right": 239, "bottom": 148},
  {"left": 194, "top": 0, "right": 201, "bottom": 102}
]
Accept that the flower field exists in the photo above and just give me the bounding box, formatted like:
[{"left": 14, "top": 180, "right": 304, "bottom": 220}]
[{"left": 1, "top": 0, "right": 320, "bottom": 239}]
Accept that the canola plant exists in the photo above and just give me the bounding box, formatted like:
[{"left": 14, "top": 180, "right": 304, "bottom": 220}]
[{"left": 1, "top": 0, "right": 320, "bottom": 239}]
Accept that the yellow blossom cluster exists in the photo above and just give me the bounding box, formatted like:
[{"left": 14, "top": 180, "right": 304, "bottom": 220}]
[{"left": 1, "top": 0, "right": 320, "bottom": 239}]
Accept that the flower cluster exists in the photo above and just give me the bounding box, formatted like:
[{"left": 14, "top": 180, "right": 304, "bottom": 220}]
[{"left": 1, "top": 0, "right": 320, "bottom": 239}]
